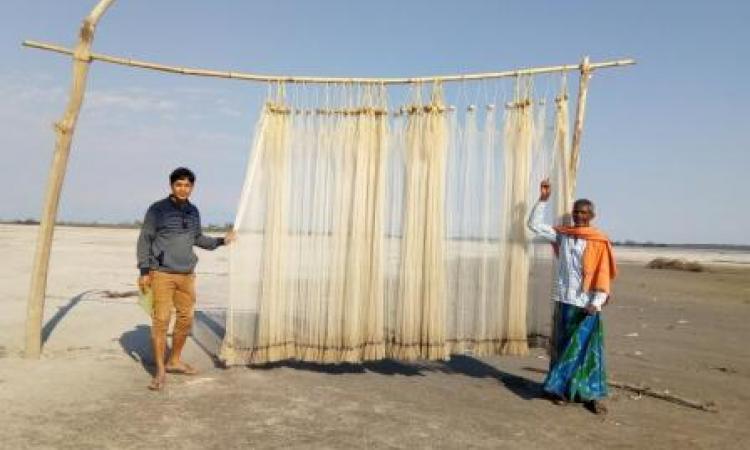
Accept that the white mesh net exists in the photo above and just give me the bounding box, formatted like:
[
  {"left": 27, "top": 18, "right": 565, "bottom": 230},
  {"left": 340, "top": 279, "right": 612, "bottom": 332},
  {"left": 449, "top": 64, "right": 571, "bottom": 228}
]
[{"left": 221, "top": 77, "right": 570, "bottom": 364}]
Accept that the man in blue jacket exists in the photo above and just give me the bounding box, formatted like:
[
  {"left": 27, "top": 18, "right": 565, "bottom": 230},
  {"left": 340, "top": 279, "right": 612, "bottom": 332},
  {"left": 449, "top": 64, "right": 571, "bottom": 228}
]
[{"left": 137, "top": 167, "right": 235, "bottom": 391}]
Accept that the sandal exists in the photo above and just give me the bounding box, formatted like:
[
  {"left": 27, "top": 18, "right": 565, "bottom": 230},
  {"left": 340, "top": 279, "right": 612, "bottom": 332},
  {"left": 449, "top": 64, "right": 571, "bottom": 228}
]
[{"left": 165, "top": 363, "right": 198, "bottom": 376}]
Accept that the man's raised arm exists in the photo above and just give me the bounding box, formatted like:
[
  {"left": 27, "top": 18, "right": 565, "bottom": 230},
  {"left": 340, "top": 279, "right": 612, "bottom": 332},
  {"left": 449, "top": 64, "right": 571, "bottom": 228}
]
[{"left": 527, "top": 179, "right": 557, "bottom": 243}]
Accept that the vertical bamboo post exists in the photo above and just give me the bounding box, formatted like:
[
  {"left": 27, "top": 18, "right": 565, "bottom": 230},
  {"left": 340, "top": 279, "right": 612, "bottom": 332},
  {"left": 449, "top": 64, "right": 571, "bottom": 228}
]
[
  {"left": 24, "top": 0, "right": 117, "bottom": 359},
  {"left": 569, "top": 56, "right": 592, "bottom": 198}
]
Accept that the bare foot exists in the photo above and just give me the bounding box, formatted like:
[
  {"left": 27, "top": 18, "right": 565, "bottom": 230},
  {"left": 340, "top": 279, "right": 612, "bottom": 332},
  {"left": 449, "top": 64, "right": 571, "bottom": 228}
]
[
  {"left": 585, "top": 400, "right": 608, "bottom": 415},
  {"left": 148, "top": 374, "right": 165, "bottom": 391},
  {"left": 542, "top": 392, "right": 567, "bottom": 406},
  {"left": 165, "top": 362, "right": 198, "bottom": 375}
]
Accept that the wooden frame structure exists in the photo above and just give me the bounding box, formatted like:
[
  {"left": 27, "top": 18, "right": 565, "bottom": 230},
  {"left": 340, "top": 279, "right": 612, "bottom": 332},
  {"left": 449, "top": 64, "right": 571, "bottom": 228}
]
[{"left": 21, "top": 0, "right": 635, "bottom": 358}]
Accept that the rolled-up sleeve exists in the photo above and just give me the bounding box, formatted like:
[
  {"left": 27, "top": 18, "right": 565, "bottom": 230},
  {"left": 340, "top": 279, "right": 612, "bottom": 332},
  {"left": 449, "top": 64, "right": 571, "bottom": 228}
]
[{"left": 527, "top": 201, "right": 557, "bottom": 243}]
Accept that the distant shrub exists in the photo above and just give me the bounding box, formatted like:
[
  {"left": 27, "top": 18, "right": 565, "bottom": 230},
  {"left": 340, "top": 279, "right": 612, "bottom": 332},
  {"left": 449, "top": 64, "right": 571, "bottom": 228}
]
[
  {"left": 647, "top": 258, "right": 704, "bottom": 272},
  {"left": 20, "top": 218, "right": 40, "bottom": 225}
]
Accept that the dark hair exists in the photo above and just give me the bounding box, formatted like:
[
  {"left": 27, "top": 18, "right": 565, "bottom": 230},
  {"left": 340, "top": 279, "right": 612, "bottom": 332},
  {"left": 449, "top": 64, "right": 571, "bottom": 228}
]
[
  {"left": 573, "top": 198, "right": 595, "bottom": 215},
  {"left": 169, "top": 167, "right": 195, "bottom": 185}
]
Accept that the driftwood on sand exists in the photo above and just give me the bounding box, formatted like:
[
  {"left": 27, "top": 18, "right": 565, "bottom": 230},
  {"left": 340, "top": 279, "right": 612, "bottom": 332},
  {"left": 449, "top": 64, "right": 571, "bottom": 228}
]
[{"left": 524, "top": 367, "right": 718, "bottom": 413}]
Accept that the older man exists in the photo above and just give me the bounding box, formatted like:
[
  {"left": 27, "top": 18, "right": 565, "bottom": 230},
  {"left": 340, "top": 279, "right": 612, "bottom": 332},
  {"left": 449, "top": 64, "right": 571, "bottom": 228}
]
[{"left": 527, "top": 179, "right": 617, "bottom": 414}]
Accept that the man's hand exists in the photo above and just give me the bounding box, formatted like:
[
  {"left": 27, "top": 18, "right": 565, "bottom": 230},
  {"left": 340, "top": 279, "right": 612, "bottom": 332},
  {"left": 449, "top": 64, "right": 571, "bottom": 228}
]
[
  {"left": 224, "top": 230, "right": 237, "bottom": 245},
  {"left": 138, "top": 274, "right": 151, "bottom": 293},
  {"left": 540, "top": 178, "right": 551, "bottom": 202},
  {"left": 583, "top": 304, "right": 599, "bottom": 315}
]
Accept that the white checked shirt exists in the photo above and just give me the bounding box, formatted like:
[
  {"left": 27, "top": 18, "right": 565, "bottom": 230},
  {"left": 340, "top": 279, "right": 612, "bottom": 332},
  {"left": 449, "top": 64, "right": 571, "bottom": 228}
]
[{"left": 527, "top": 200, "right": 608, "bottom": 311}]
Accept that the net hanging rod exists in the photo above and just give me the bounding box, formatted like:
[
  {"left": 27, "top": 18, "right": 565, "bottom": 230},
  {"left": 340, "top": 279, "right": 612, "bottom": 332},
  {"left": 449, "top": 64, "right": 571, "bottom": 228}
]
[{"left": 23, "top": 40, "right": 634, "bottom": 85}]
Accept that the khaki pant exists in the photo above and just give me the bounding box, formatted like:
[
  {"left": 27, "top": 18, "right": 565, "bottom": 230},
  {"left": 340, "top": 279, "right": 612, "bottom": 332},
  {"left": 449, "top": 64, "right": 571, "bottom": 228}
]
[{"left": 151, "top": 271, "right": 196, "bottom": 340}]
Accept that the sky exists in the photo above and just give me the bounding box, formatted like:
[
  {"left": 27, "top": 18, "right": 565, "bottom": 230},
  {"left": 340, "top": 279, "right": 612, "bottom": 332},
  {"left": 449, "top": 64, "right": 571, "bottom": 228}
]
[{"left": 0, "top": 1, "right": 748, "bottom": 245}]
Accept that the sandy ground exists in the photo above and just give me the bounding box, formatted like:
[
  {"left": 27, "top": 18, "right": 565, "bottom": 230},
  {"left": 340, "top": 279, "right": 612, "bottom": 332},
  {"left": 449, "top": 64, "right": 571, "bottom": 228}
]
[{"left": 1, "top": 224, "right": 749, "bottom": 449}]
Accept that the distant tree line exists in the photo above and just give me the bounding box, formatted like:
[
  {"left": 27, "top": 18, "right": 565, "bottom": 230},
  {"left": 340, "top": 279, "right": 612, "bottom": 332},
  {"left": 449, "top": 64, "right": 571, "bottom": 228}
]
[
  {"left": 613, "top": 240, "right": 669, "bottom": 248},
  {"left": 0, "top": 219, "right": 232, "bottom": 232},
  {"left": 613, "top": 239, "right": 749, "bottom": 251},
  {"left": 1, "top": 220, "right": 746, "bottom": 250}
]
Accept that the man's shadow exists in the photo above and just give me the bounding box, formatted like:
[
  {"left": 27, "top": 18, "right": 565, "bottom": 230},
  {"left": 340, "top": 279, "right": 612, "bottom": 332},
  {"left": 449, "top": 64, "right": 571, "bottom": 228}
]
[
  {"left": 118, "top": 310, "right": 226, "bottom": 376},
  {"left": 119, "top": 325, "right": 155, "bottom": 376},
  {"left": 442, "top": 355, "right": 543, "bottom": 400}
]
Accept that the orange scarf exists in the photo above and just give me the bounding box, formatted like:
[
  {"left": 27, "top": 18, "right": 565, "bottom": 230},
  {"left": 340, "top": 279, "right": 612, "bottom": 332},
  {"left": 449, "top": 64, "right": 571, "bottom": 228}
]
[{"left": 553, "top": 226, "right": 617, "bottom": 295}]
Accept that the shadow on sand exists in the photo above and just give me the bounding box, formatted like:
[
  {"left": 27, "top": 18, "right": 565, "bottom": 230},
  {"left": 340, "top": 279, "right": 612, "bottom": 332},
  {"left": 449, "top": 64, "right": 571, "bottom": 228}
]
[
  {"left": 120, "top": 308, "right": 543, "bottom": 401},
  {"left": 250, "top": 355, "right": 542, "bottom": 400},
  {"left": 119, "top": 324, "right": 155, "bottom": 376},
  {"left": 118, "top": 309, "right": 228, "bottom": 376},
  {"left": 192, "top": 310, "right": 226, "bottom": 367},
  {"left": 41, "top": 291, "right": 91, "bottom": 345}
]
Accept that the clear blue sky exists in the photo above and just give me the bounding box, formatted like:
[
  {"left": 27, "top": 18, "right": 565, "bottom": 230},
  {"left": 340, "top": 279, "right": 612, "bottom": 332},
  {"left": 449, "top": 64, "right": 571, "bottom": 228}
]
[{"left": 0, "top": 1, "right": 747, "bottom": 245}]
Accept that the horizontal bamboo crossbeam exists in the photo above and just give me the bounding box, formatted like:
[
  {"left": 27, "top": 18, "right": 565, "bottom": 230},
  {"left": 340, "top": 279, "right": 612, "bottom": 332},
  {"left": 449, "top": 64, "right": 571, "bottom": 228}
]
[
  {"left": 267, "top": 104, "right": 390, "bottom": 116},
  {"left": 23, "top": 39, "right": 635, "bottom": 84}
]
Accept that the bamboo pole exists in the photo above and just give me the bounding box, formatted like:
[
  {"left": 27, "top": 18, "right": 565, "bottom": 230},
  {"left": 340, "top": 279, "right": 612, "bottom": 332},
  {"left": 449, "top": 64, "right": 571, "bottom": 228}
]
[
  {"left": 24, "top": 0, "right": 117, "bottom": 359},
  {"left": 568, "top": 56, "right": 592, "bottom": 197},
  {"left": 22, "top": 40, "right": 635, "bottom": 84}
]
